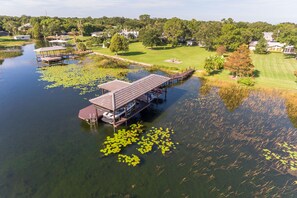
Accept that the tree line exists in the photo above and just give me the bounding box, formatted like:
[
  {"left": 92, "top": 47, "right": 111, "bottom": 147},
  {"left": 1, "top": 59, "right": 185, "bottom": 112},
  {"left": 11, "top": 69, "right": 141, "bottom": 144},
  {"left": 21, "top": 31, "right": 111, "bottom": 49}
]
[{"left": 1, "top": 15, "right": 297, "bottom": 51}]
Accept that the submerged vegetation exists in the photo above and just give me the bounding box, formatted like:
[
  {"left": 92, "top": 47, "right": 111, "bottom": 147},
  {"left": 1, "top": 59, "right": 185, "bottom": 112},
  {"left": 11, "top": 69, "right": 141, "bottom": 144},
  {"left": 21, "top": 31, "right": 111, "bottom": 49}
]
[
  {"left": 38, "top": 55, "right": 134, "bottom": 94},
  {"left": 100, "top": 123, "right": 178, "bottom": 167},
  {"left": 263, "top": 142, "right": 297, "bottom": 174}
]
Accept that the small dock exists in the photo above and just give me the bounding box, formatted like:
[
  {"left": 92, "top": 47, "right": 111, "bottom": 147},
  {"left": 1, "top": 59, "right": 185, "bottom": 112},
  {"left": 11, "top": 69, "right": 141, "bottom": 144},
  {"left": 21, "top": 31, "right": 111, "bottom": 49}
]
[
  {"left": 169, "top": 69, "right": 195, "bottom": 84},
  {"left": 78, "top": 105, "right": 105, "bottom": 125}
]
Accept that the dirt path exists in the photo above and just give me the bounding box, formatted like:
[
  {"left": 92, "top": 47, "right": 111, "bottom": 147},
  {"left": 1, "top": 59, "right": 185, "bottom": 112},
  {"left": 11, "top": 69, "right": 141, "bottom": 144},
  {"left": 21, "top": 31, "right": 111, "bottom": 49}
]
[{"left": 93, "top": 52, "right": 153, "bottom": 67}]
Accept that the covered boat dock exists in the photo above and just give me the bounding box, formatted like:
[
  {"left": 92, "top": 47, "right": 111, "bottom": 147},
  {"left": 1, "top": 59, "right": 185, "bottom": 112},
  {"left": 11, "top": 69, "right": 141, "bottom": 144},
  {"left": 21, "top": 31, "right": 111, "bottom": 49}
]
[
  {"left": 34, "top": 46, "right": 67, "bottom": 64},
  {"left": 79, "top": 74, "right": 170, "bottom": 128}
]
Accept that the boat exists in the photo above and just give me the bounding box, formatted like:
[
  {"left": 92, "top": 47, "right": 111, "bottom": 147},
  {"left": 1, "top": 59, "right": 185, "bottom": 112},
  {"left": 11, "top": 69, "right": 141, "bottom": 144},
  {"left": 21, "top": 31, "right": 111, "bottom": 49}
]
[{"left": 102, "top": 101, "right": 136, "bottom": 123}]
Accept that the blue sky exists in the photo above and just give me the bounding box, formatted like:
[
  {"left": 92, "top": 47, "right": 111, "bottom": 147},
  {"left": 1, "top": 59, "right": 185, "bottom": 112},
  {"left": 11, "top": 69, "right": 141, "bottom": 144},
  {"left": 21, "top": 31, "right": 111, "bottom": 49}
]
[{"left": 1, "top": 0, "right": 296, "bottom": 23}]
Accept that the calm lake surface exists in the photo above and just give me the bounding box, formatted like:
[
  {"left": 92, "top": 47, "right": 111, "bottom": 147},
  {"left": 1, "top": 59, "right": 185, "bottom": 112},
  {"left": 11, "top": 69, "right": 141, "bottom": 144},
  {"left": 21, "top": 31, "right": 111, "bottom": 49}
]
[{"left": 1, "top": 44, "right": 297, "bottom": 197}]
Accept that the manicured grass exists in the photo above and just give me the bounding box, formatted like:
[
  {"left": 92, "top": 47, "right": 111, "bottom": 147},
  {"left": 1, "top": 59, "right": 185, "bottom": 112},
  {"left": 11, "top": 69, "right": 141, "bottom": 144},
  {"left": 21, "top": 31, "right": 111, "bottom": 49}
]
[
  {"left": 0, "top": 36, "right": 31, "bottom": 47},
  {"left": 252, "top": 53, "right": 297, "bottom": 90},
  {"left": 93, "top": 42, "right": 214, "bottom": 70},
  {"left": 206, "top": 53, "right": 297, "bottom": 90},
  {"left": 91, "top": 41, "right": 297, "bottom": 90}
]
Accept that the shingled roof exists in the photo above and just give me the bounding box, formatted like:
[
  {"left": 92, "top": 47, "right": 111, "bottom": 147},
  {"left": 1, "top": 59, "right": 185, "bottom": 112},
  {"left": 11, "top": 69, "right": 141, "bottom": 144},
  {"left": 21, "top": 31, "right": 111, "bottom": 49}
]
[
  {"left": 98, "top": 79, "right": 131, "bottom": 92},
  {"left": 90, "top": 74, "right": 170, "bottom": 110}
]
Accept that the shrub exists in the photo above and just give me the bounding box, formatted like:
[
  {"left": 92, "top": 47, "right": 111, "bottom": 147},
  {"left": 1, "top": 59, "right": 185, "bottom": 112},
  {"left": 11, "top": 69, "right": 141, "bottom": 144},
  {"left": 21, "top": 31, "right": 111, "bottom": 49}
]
[
  {"left": 237, "top": 77, "right": 255, "bottom": 86},
  {"left": 204, "top": 55, "right": 225, "bottom": 74},
  {"left": 77, "top": 43, "right": 87, "bottom": 51}
]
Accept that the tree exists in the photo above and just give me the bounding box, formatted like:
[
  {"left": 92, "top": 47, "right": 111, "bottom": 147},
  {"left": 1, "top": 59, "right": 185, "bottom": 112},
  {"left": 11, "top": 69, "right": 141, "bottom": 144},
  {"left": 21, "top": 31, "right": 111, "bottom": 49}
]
[
  {"left": 255, "top": 38, "right": 268, "bottom": 54},
  {"left": 216, "top": 23, "right": 253, "bottom": 51},
  {"left": 224, "top": 45, "right": 254, "bottom": 77},
  {"left": 32, "top": 22, "right": 42, "bottom": 39},
  {"left": 164, "top": 18, "right": 186, "bottom": 47},
  {"left": 194, "top": 21, "right": 222, "bottom": 50},
  {"left": 216, "top": 45, "right": 226, "bottom": 55},
  {"left": 140, "top": 26, "right": 161, "bottom": 48},
  {"left": 109, "top": 34, "right": 129, "bottom": 55},
  {"left": 204, "top": 55, "right": 225, "bottom": 74}
]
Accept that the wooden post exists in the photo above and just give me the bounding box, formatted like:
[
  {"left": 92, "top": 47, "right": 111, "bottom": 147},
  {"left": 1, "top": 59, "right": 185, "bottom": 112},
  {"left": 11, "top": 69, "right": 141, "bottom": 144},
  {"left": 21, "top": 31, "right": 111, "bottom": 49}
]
[
  {"left": 165, "top": 87, "right": 167, "bottom": 101},
  {"left": 125, "top": 105, "right": 128, "bottom": 127}
]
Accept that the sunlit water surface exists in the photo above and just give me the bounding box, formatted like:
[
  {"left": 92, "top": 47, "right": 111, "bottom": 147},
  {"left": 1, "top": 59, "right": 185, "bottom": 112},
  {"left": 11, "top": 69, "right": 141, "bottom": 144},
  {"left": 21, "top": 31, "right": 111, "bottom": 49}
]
[{"left": 1, "top": 44, "right": 297, "bottom": 197}]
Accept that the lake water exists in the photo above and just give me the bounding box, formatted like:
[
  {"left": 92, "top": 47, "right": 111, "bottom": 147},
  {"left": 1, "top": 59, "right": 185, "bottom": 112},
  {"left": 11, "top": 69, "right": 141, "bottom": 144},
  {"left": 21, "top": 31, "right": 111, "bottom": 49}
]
[{"left": 1, "top": 44, "right": 297, "bottom": 197}]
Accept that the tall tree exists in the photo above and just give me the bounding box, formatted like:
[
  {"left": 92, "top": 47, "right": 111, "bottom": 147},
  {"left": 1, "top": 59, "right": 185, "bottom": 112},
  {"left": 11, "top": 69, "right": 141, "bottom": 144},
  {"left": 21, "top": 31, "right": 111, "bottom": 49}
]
[
  {"left": 109, "top": 34, "right": 129, "bottom": 55},
  {"left": 224, "top": 45, "right": 254, "bottom": 77},
  {"left": 194, "top": 21, "right": 222, "bottom": 50},
  {"left": 255, "top": 38, "right": 268, "bottom": 54},
  {"left": 163, "top": 17, "right": 186, "bottom": 47},
  {"left": 140, "top": 26, "right": 162, "bottom": 48},
  {"left": 32, "top": 22, "right": 42, "bottom": 39}
]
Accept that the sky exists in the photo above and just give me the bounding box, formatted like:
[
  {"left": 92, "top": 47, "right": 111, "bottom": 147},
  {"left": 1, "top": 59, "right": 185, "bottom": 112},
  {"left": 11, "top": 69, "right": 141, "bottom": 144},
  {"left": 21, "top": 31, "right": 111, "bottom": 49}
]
[{"left": 1, "top": 0, "right": 296, "bottom": 24}]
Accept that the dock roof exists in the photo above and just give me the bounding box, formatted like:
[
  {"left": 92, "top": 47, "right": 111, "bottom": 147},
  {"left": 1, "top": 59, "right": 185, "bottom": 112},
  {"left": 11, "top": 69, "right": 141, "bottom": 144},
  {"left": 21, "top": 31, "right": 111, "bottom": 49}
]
[
  {"left": 34, "top": 46, "right": 66, "bottom": 52},
  {"left": 90, "top": 74, "right": 170, "bottom": 110},
  {"left": 98, "top": 79, "right": 131, "bottom": 92}
]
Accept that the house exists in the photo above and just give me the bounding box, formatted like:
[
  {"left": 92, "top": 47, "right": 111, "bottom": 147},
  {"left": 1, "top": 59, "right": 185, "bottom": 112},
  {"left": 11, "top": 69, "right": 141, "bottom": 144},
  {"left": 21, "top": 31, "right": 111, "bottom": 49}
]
[
  {"left": 249, "top": 41, "right": 258, "bottom": 51},
  {"left": 283, "top": 46, "right": 296, "bottom": 55},
  {"left": 267, "top": 41, "right": 285, "bottom": 52},
  {"left": 14, "top": 35, "right": 30, "bottom": 40},
  {"left": 263, "top": 32, "right": 274, "bottom": 42},
  {"left": 186, "top": 39, "right": 197, "bottom": 46},
  {"left": 249, "top": 41, "right": 285, "bottom": 52},
  {"left": 91, "top": 31, "right": 104, "bottom": 37},
  {"left": 0, "top": 31, "right": 9, "bottom": 36},
  {"left": 18, "top": 23, "right": 32, "bottom": 31},
  {"left": 119, "top": 29, "right": 139, "bottom": 39}
]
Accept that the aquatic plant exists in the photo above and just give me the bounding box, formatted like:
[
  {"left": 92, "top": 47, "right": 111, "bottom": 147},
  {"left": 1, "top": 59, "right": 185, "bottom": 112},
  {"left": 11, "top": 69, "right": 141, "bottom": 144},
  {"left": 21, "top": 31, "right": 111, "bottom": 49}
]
[
  {"left": 38, "top": 62, "right": 134, "bottom": 95},
  {"left": 117, "top": 154, "right": 141, "bottom": 167},
  {"left": 100, "top": 123, "right": 144, "bottom": 156},
  {"left": 137, "top": 127, "right": 177, "bottom": 156},
  {"left": 263, "top": 142, "right": 297, "bottom": 172}
]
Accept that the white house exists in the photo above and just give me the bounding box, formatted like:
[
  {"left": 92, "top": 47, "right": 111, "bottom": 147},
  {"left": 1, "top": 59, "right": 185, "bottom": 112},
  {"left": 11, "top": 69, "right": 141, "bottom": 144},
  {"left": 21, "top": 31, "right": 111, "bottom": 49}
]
[
  {"left": 249, "top": 41, "right": 285, "bottom": 52},
  {"left": 249, "top": 41, "right": 258, "bottom": 51},
  {"left": 14, "top": 35, "right": 30, "bottom": 40},
  {"left": 284, "top": 46, "right": 296, "bottom": 55},
  {"left": 263, "top": 32, "right": 274, "bottom": 42},
  {"left": 186, "top": 40, "right": 197, "bottom": 46},
  {"left": 91, "top": 31, "right": 104, "bottom": 37},
  {"left": 267, "top": 41, "right": 285, "bottom": 52},
  {"left": 120, "top": 29, "right": 139, "bottom": 39}
]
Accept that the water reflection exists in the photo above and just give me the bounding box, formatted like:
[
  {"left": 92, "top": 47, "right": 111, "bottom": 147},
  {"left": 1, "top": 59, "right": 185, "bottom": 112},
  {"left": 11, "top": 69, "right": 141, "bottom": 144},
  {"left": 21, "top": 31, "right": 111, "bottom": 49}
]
[{"left": 218, "top": 85, "right": 250, "bottom": 112}]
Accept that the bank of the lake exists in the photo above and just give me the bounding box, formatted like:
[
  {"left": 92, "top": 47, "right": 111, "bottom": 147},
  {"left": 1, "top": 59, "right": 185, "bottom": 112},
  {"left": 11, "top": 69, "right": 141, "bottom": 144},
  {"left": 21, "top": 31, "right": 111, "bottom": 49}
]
[{"left": 93, "top": 42, "right": 297, "bottom": 91}]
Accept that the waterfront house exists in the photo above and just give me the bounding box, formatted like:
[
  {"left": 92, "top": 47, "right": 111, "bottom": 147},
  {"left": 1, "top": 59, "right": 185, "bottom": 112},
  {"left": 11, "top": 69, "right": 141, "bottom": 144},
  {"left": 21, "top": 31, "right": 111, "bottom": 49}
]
[{"left": 14, "top": 35, "right": 30, "bottom": 40}]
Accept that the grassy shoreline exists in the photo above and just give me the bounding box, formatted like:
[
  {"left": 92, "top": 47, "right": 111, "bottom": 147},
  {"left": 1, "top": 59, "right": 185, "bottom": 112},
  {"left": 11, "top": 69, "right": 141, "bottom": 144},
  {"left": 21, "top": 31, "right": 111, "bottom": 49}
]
[{"left": 93, "top": 42, "right": 297, "bottom": 91}]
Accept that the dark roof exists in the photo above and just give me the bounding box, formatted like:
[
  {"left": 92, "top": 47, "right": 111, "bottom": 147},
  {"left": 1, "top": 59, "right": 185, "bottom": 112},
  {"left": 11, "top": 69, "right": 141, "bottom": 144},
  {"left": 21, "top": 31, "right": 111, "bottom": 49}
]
[
  {"left": 90, "top": 74, "right": 170, "bottom": 110},
  {"left": 98, "top": 79, "right": 131, "bottom": 92}
]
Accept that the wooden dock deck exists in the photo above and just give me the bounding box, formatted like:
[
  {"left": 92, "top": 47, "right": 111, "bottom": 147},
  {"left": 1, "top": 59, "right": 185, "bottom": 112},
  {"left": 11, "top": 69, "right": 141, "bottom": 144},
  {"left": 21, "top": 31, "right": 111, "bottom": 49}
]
[
  {"left": 78, "top": 105, "right": 104, "bottom": 124},
  {"left": 170, "top": 69, "right": 195, "bottom": 83}
]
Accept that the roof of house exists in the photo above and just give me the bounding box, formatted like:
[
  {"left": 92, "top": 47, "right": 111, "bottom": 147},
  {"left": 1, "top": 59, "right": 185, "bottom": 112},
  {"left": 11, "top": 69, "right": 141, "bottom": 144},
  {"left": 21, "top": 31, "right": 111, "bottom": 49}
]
[
  {"left": 90, "top": 74, "right": 170, "bottom": 110},
  {"left": 49, "top": 40, "right": 67, "bottom": 43},
  {"left": 98, "top": 79, "right": 131, "bottom": 92},
  {"left": 34, "top": 46, "right": 66, "bottom": 52}
]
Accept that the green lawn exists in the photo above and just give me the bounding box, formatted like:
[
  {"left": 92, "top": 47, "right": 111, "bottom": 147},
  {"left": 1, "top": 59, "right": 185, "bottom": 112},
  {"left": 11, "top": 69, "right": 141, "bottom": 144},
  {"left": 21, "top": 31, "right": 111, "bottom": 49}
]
[
  {"left": 92, "top": 41, "right": 297, "bottom": 90},
  {"left": 252, "top": 53, "right": 297, "bottom": 90},
  {"left": 0, "top": 36, "right": 31, "bottom": 47},
  {"left": 92, "top": 42, "right": 214, "bottom": 70}
]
